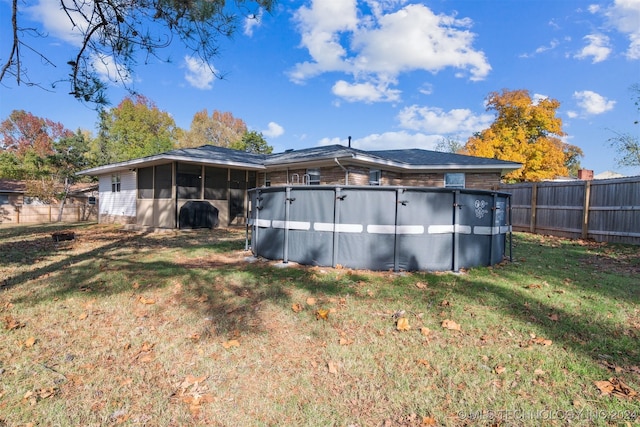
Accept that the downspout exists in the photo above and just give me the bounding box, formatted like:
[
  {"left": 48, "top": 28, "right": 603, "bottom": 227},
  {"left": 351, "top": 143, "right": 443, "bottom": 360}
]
[{"left": 334, "top": 158, "right": 349, "bottom": 185}]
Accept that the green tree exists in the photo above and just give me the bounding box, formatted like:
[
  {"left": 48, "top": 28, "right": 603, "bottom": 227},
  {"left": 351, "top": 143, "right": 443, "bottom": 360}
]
[
  {"left": 231, "top": 130, "right": 273, "bottom": 154},
  {"left": 95, "top": 95, "right": 179, "bottom": 163},
  {"left": 1, "top": 0, "right": 275, "bottom": 104},
  {"left": 464, "top": 89, "right": 583, "bottom": 182},
  {"left": 181, "top": 109, "right": 247, "bottom": 149},
  {"left": 609, "top": 84, "right": 640, "bottom": 168}
]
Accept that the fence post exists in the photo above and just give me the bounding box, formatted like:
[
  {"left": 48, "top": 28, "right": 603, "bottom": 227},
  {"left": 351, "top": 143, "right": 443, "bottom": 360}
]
[
  {"left": 581, "top": 180, "right": 591, "bottom": 239},
  {"left": 530, "top": 183, "right": 538, "bottom": 234}
]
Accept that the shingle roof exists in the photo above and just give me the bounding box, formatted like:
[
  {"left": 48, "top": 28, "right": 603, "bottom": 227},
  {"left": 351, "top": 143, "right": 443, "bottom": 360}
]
[
  {"left": 0, "top": 179, "right": 26, "bottom": 193},
  {"left": 78, "top": 144, "right": 521, "bottom": 176}
]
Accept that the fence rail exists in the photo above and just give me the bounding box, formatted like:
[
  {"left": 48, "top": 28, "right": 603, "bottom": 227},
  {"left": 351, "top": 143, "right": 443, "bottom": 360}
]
[
  {"left": 499, "top": 176, "right": 640, "bottom": 245},
  {"left": 0, "top": 204, "right": 97, "bottom": 225}
]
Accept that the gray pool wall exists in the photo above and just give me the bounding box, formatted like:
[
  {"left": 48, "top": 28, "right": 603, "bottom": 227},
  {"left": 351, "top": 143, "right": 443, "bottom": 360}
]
[{"left": 248, "top": 186, "right": 511, "bottom": 272}]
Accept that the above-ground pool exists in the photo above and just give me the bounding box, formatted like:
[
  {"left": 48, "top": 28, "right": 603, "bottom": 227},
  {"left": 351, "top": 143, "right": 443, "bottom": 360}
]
[{"left": 248, "top": 186, "right": 512, "bottom": 272}]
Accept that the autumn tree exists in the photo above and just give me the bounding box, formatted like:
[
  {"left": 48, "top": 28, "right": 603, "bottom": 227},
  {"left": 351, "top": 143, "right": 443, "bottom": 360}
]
[
  {"left": 94, "top": 95, "right": 180, "bottom": 163},
  {"left": 0, "top": 110, "right": 91, "bottom": 203},
  {"left": 231, "top": 130, "right": 273, "bottom": 154},
  {"left": 1, "top": 0, "right": 275, "bottom": 104},
  {"left": 464, "top": 89, "right": 583, "bottom": 182},
  {"left": 609, "top": 84, "right": 640, "bottom": 168},
  {"left": 181, "top": 109, "right": 247, "bottom": 149},
  {"left": 434, "top": 137, "right": 464, "bottom": 153}
]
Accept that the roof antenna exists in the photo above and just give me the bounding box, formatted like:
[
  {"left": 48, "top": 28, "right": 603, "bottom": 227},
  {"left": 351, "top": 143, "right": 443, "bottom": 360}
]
[{"left": 348, "top": 136, "right": 351, "bottom": 148}]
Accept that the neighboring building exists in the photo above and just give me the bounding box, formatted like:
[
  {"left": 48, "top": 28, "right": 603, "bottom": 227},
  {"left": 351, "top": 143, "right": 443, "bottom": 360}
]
[
  {"left": 77, "top": 144, "right": 521, "bottom": 228},
  {"left": 0, "top": 179, "right": 98, "bottom": 224}
]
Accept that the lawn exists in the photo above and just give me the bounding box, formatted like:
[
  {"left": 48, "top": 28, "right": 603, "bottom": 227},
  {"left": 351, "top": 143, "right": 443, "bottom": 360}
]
[{"left": 0, "top": 223, "right": 638, "bottom": 426}]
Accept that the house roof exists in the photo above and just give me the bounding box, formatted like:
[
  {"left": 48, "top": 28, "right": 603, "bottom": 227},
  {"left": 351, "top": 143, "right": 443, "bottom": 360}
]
[
  {"left": 265, "top": 145, "right": 521, "bottom": 173},
  {"left": 77, "top": 145, "right": 268, "bottom": 176},
  {"left": 0, "top": 179, "right": 26, "bottom": 193},
  {"left": 78, "top": 144, "right": 521, "bottom": 176}
]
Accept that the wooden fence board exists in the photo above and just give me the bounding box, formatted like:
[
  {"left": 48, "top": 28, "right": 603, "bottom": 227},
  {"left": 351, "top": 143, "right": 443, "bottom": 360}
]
[{"left": 500, "top": 176, "right": 640, "bottom": 245}]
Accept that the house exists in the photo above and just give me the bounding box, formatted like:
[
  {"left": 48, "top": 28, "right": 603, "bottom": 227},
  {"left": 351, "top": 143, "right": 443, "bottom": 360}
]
[
  {"left": 0, "top": 179, "right": 98, "bottom": 224},
  {"left": 77, "top": 144, "right": 521, "bottom": 229}
]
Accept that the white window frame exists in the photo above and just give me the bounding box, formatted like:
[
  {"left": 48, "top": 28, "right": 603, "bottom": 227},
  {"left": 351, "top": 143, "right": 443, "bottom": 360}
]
[
  {"left": 306, "top": 168, "right": 320, "bottom": 185},
  {"left": 369, "top": 169, "right": 381, "bottom": 186},
  {"left": 444, "top": 173, "right": 465, "bottom": 189},
  {"left": 111, "top": 174, "right": 121, "bottom": 193}
]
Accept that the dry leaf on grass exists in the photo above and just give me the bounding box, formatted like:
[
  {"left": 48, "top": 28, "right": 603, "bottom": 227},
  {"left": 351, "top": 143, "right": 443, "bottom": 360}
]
[
  {"left": 24, "top": 336, "right": 36, "bottom": 348},
  {"left": 137, "top": 296, "right": 156, "bottom": 305},
  {"left": 78, "top": 312, "right": 88, "bottom": 320},
  {"left": 415, "top": 282, "right": 428, "bottom": 289},
  {"left": 327, "top": 361, "right": 338, "bottom": 374},
  {"left": 422, "top": 416, "right": 437, "bottom": 426},
  {"left": 339, "top": 337, "right": 353, "bottom": 346},
  {"left": 548, "top": 313, "right": 559, "bottom": 322},
  {"left": 420, "top": 327, "right": 431, "bottom": 337},
  {"left": 594, "top": 377, "right": 638, "bottom": 400},
  {"left": 315, "top": 309, "right": 329, "bottom": 320},
  {"left": 306, "top": 297, "right": 316, "bottom": 306},
  {"left": 222, "top": 339, "right": 240, "bottom": 349},
  {"left": 4, "top": 316, "right": 25, "bottom": 330},
  {"left": 441, "top": 319, "right": 461, "bottom": 331},
  {"left": 494, "top": 365, "right": 506, "bottom": 374},
  {"left": 396, "top": 317, "right": 411, "bottom": 331},
  {"left": 291, "top": 303, "right": 303, "bottom": 313}
]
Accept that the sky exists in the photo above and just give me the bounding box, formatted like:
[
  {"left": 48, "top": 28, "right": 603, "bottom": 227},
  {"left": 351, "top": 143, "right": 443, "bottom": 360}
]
[{"left": 1, "top": 0, "right": 639, "bottom": 176}]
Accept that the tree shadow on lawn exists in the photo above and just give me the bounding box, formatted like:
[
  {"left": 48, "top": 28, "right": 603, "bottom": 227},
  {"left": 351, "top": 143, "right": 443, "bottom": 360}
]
[{"left": 451, "top": 266, "right": 640, "bottom": 371}]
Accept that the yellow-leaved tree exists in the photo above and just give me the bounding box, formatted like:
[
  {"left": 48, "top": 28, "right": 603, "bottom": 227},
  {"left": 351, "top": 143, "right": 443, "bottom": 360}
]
[{"left": 464, "top": 89, "right": 583, "bottom": 182}]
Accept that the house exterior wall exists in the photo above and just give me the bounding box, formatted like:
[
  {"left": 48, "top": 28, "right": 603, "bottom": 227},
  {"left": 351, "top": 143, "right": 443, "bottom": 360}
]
[
  {"left": 98, "top": 171, "right": 136, "bottom": 224},
  {"left": 259, "top": 166, "right": 502, "bottom": 190}
]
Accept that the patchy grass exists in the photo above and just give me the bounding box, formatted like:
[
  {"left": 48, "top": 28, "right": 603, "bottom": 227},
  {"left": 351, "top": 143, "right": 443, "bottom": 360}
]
[{"left": 0, "top": 224, "right": 639, "bottom": 426}]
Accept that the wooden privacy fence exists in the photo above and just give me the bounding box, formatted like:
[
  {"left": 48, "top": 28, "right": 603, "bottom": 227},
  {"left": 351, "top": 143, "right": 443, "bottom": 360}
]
[
  {"left": 499, "top": 176, "right": 640, "bottom": 245},
  {"left": 0, "top": 204, "right": 97, "bottom": 225}
]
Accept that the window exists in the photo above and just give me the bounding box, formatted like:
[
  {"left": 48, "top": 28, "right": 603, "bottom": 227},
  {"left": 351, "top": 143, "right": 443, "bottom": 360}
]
[
  {"left": 177, "top": 163, "right": 202, "bottom": 199},
  {"left": 111, "top": 174, "right": 121, "bottom": 193},
  {"left": 306, "top": 168, "right": 320, "bottom": 185},
  {"left": 204, "top": 167, "right": 228, "bottom": 200},
  {"left": 369, "top": 169, "right": 381, "bottom": 186},
  {"left": 264, "top": 173, "right": 271, "bottom": 187},
  {"left": 0, "top": 194, "right": 9, "bottom": 205},
  {"left": 444, "top": 173, "right": 465, "bottom": 189},
  {"left": 137, "top": 167, "right": 154, "bottom": 199},
  {"left": 154, "top": 164, "right": 172, "bottom": 199}
]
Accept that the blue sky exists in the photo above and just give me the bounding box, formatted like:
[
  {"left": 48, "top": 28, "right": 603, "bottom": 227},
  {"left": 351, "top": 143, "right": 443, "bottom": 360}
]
[{"left": 1, "top": 0, "right": 639, "bottom": 175}]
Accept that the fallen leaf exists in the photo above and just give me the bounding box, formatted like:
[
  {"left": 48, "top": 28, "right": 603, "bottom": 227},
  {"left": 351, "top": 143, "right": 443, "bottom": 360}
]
[
  {"left": 196, "top": 294, "right": 208, "bottom": 303},
  {"left": 132, "top": 282, "right": 140, "bottom": 289},
  {"left": 78, "top": 312, "right": 88, "bottom": 320},
  {"left": 222, "top": 340, "right": 240, "bottom": 349},
  {"left": 417, "top": 359, "right": 431, "bottom": 369},
  {"left": 291, "top": 303, "right": 303, "bottom": 313},
  {"left": 396, "top": 317, "right": 411, "bottom": 331},
  {"left": 441, "top": 319, "right": 461, "bottom": 331},
  {"left": 138, "top": 296, "right": 155, "bottom": 305},
  {"left": 422, "top": 416, "right": 437, "bottom": 426},
  {"left": 548, "top": 313, "right": 559, "bottom": 322},
  {"left": 594, "top": 378, "right": 638, "bottom": 399},
  {"left": 415, "top": 282, "right": 428, "bottom": 289},
  {"left": 4, "top": 316, "right": 25, "bottom": 330},
  {"left": 327, "top": 361, "right": 338, "bottom": 374},
  {"left": 315, "top": 309, "right": 329, "bottom": 320},
  {"left": 534, "top": 369, "right": 546, "bottom": 376},
  {"left": 420, "top": 327, "right": 431, "bottom": 337},
  {"left": 24, "top": 336, "right": 36, "bottom": 348},
  {"left": 339, "top": 337, "right": 353, "bottom": 346},
  {"left": 440, "top": 300, "right": 450, "bottom": 307},
  {"left": 306, "top": 297, "right": 317, "bottom": 306},
  {"left": 494, "top": 365, "right": 506, "bottom": 374}
]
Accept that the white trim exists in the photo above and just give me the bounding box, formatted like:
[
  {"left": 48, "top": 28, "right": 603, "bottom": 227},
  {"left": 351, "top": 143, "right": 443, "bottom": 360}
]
[
  {"left": 314, "top": 223, "right": 363, "bottom": 233},
  {"left": 272, "top": 220, "right": 311, "bottom": 230}
]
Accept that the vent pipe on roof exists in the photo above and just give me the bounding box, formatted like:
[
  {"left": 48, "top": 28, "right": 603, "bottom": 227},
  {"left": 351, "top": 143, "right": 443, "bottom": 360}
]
[{"left": 348, "top": 136, "right": 351, "bottom": 148}]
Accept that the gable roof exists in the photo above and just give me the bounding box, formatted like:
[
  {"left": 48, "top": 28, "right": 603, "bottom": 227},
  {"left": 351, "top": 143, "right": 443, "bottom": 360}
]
[
  {"left": 78, "top": 144, "right": 521, "bottom": 176},
  {"left": 0, "top": 179, "right": 26, "bottom": 193}
]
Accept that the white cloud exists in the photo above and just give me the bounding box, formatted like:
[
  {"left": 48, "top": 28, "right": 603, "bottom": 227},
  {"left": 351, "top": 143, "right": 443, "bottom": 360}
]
[
  {"left": 91, "top": 53, "right": 131, "bottom": 84},
  {"left": 573, "top": 90, "right": 616, "bottom": 115},
  {"left": 532, "top": 93, "right": 549, "bottom": 105},
  {"left": 262, "top": 122, "right": 284, "bottom": 138},
  {"left": 567, "top": 111, "right": 579, "bottom": 119},
  {"left": 318, "top": 131, "right": 442, "bottom": 151},
  {"left": 289, "top": 2, "right": 490, "bottom": 103},
  {"left": 575, "top": 34, "right": 612, "bottom": 63},
  {"left": 332, "top": 80, "right": 401, "bottom": 103},
  {"left": 244, "top": 8, "right": 264, "bottom": 37},
  {"left": 605, "top": 0, "right": 640, "bottom": 59},
  {"left": 184, "top": 55, "right": 215, "bottom": 90},
  {"left": 26, "top": 0, "right": 86, "bottom": 46},
  {"left": 397, "top": 105, "right": 493, "bottom": 136}
]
